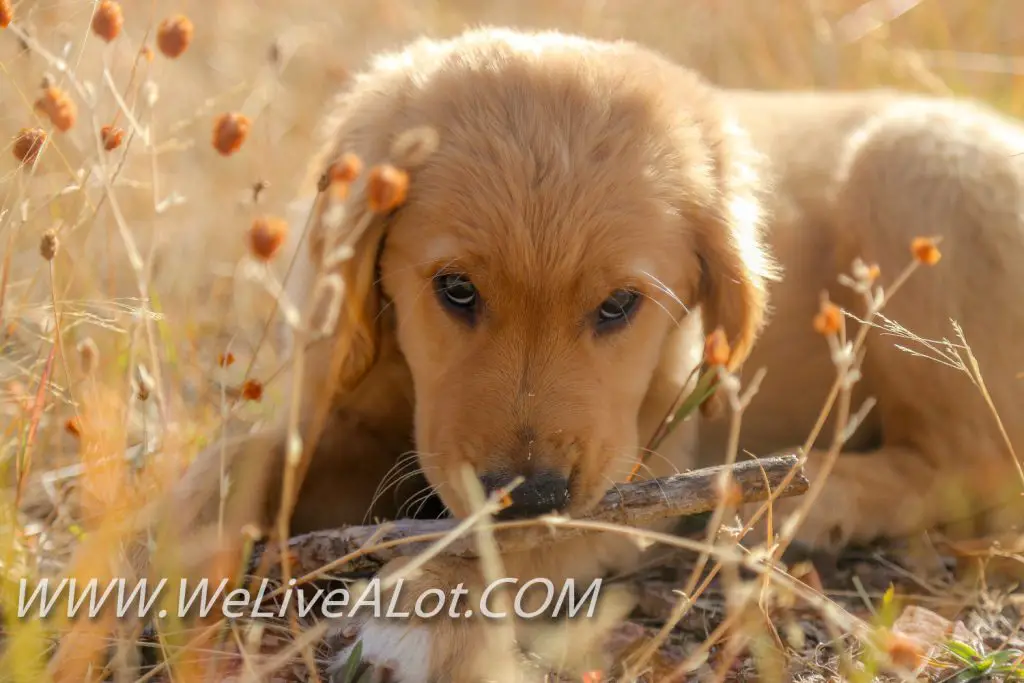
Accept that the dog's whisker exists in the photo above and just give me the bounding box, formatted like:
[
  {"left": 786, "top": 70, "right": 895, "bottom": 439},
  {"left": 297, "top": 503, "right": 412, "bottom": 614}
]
[
  {"left": 364, "top": 452, "right": 440, "bottom": 523},
  {"left": 375, "top": 450, "right": 421, "bottom": 483},
  {"left": 365, "top": 467, "right": 437, "bottom": 522},
  {"left": 634, "top": 447, "right": 685, "bottom": 476},
  {"left": 640, "top": 291, "right": 685, "bottom": 328},
  {"left": 395, "top": 481, "right": 440, "bottom": 518},
  {"left": 426, "top": 481, "right": 452, "bottom": 519},
  {"left": 390, "top": 466, "right": 439, "bottom": 498},
  {"left": 378, "top": 451, "right": 430, "bottom": 485},
  {"left": 411, "top": 487, "right": 442, "bottom": 519},
  {"left": 607, "top": 459, "right": 673, "bottom": 506},
  {"left": 621, "top": 459, "right": 658, "bottom": 479},
  {"left": 396, "top": 484, "right": 433, "bottom": 518},
  {"left": 367, "top": 451, "right": 422, "bottom": 501},
  {"left": 401, "top": 481, "right": 444, "bottom": 519},
  {"left": 641, "top": 270, "right": 689, "bottom": 314},
  {"left": 601, "top": 474, "right": 628, "bottom": 501}
]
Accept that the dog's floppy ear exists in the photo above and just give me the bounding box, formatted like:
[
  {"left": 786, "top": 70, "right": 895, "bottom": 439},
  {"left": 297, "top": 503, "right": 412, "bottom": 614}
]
[
  {"left": 696, "top": 117, "right": 778, "bottom": 370},
  {"left": 294, "top": 73, "right": 438, "bottom": 402},
  {"left": 307, "top": 169, "right": 391, "bottom": 397},
  {"left": 692, "top": 114, "right": 779, "bottom": 413}
]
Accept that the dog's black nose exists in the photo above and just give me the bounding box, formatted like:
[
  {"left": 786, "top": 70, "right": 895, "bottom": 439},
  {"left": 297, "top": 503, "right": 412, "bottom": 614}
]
[{"left": 479, "top": 470, "right": 570, "bottom": 520}]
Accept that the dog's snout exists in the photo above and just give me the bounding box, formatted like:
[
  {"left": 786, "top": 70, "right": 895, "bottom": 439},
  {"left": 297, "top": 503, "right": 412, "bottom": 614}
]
[{"left": 480, "top": 470, "right": 570, "bottom": 520}]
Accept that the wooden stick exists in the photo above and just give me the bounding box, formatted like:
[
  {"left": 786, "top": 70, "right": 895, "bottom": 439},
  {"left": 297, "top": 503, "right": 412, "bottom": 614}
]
[{"left": 250, "top": 454, "right": 807, "bottom": 579}]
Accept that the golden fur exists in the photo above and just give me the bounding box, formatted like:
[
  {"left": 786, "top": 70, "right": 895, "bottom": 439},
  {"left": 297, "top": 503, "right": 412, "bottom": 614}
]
[{"left": 148, "top": 27, "right": 1024, "bottom": 682}]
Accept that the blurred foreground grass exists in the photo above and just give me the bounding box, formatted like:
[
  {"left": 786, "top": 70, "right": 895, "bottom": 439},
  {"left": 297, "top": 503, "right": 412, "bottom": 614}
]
[{"left": 1, "top": 1, "right": 1023, "bottom": 681}]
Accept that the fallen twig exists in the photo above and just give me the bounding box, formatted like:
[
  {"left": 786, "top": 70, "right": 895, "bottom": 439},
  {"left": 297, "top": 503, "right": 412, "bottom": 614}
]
[{"left": 250, "top": 454, "right": 808, "bottom": 579}]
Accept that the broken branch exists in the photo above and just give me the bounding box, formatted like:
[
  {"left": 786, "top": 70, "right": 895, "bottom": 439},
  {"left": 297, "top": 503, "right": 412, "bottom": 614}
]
[{"left": 250, "top": 454, "right": 808, "bottom": 580}]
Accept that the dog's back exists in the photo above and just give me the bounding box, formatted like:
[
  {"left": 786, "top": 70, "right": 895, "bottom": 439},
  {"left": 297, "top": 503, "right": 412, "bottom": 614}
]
[{"left": 704, "top": 88, "right": 1024, "bottom": 543}]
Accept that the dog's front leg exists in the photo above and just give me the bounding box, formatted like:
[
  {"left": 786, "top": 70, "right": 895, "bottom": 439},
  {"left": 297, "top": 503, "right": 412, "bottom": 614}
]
[
  {"left": 328, "top": 555, "right": 543, "bottom": 683},
  {"left": 740, "top": 445, "right": 962, "bottom": 552},
  {"left": 328, "top": 539, "right": 637, "bottom": 683}
]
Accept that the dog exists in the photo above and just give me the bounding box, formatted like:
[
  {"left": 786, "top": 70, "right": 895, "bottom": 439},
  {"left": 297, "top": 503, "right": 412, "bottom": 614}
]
[{"left": 147, "top": 26, "right": 1024, "bottom": 683}]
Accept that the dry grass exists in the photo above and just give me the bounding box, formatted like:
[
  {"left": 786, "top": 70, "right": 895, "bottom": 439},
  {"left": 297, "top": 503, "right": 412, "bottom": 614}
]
[{"left": 2, "top": 1, "right": 1024, "bottom": 682}]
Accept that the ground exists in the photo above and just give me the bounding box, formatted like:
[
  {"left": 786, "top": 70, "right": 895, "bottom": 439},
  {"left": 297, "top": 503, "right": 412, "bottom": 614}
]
[{"left": 1, "top": 1, "right": 1023, "bottom": 681}]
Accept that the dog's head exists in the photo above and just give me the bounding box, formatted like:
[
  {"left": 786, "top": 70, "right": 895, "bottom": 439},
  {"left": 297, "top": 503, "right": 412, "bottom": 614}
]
[{"left": 305, "top": 29, "right": 775, "bottom": 520}]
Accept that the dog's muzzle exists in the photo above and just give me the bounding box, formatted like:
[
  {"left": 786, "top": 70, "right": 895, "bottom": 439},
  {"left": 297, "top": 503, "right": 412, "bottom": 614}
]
[{"left": 479, "top": 469, "right": 571, "bottom": 520}]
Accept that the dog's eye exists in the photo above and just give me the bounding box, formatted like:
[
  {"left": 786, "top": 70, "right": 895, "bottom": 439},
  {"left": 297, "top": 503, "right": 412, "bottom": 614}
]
[
  {"left": 596, "top": 289, "right": 640, "bottom": 330},
  {"left": 435, "top": 272, "right": 478, "bottom": 316}
]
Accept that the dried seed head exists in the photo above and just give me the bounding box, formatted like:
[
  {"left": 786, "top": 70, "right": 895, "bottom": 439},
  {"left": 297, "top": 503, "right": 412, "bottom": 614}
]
[
  {"left": 13, "top": 127, "right": 46, "bottom": 166},
  {"left": 329, "top": 152, "right": 362, "bottom": 185},
  {"left": 0, "top": 0, "right": 12, "bottom": 28},
  {"left": 76, "top": 337, "right": 100, "bottom": 375},
  {"left": 91, "top": 1, "right": 123, "bottom": 42},
  {"left": 813, "top": 300, "right": 842, "bottom": 336},
  {"left": 366, "top": 164, "right": 409, "bottom": 213},
  {"left": 156, "top": 14, "right": 193, "bottom": 58},
  {"left": 248, "top": 215, "right": 288, "bottom": 261},
  {"left": 65, "top": 417, "right": 82, "bottom": 438},
  {"left": 241, "top": 379, "right": 263, "bottom": 402},
  {"left": 703, "top": 327, "right": 731, "bottom": 368},
  {"left": 911, "top": 237, "right": 941, "bottom": 266},
  {"left": 212, "top": 112, "right": 250, "bottom": 156},
  {"left": 390, "top": 126, "right": 439, "bottom": 167},
  {"left": 881, "top": 630, "right": 925, "bottom": 670},
  {"left": 321, "top": 152, "right": 363, "bottom": 197},
  {"left": 100, "top": 124, "right": 125, "bottom": 151},
  {"left": 39, "top": 229, "right": 59, "bottom": 261},
  {"left": 34, "top": 86, "right": 76, "bottom": 132},
  {"left": 217, "top": 352, "right": 235, "bottom": 367}
]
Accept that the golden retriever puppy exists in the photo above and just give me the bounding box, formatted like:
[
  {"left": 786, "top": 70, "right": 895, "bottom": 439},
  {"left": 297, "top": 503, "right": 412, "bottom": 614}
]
[
  {"left": 277, "top": 28, "right": 772, "bottom": 682},
  {"left": 700, "top": 89, "right": 1024, "bottom": 549},
  {"left": 153, "top": 26, "right": 772, "bottom": 683},
  {"left": 150, "top": 25, "right": 1024, "bottom": 683}
]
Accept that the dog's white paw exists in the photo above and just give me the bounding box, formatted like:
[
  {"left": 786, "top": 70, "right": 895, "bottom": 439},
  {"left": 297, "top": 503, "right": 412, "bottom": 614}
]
[{"left": 329, "top": 619, "right": 433, "bottom": 683}]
